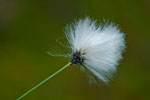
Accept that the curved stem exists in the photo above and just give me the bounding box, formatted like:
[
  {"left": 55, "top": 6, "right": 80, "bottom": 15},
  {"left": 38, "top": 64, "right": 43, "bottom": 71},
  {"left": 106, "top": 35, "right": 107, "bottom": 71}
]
[{"left": 16, "top": 62, "right": 71, "bottom": 100}]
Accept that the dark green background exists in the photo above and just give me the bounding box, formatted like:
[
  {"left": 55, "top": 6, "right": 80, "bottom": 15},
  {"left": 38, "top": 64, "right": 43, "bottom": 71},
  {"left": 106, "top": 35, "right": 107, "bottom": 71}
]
[{"left": 0, "top": 0, "right": 150, "bottom": 100}]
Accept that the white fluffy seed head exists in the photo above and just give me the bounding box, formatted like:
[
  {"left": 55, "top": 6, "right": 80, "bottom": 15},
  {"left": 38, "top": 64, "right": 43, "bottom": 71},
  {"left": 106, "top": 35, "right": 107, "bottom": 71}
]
[{"left": 65, "top": 17, "right": 126, "bottom": 83}]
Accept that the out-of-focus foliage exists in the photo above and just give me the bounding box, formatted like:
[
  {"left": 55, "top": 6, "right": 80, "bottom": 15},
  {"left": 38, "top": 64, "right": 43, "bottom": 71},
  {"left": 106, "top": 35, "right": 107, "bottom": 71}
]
[{"left": 0, "top": 0, "right": 150, "bottom": 100}]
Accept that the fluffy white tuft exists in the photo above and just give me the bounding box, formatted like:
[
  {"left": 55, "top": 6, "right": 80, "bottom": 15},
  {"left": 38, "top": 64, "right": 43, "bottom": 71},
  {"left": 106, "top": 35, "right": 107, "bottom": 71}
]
[{"left": 65, "top": 17, "right": 126, "bottom": 83}]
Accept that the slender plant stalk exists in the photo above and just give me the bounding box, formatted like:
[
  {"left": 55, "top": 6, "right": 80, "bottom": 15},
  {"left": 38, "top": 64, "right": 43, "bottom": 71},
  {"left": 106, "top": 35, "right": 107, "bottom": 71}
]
[{"left": 16, "top": 62, "right": 71, "bottom": 100}]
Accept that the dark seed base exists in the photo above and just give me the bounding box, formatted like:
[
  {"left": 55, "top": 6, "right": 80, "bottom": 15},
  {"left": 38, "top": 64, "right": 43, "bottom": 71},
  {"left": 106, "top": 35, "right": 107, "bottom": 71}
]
[{"left": 71, "top": 52, "right": 83, "bottom": 64}]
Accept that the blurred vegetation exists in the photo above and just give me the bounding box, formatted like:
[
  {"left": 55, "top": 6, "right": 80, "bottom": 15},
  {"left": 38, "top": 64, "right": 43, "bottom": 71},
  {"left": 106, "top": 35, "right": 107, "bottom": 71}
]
[{"left": 0, "top": 0, "right": 150, "bottom": 100}]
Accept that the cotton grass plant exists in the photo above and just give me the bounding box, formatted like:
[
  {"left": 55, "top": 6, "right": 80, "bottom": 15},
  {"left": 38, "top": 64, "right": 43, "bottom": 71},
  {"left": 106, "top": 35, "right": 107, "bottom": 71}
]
[{"left": 16, "top": 17, "right": 126, "bottom": 100}]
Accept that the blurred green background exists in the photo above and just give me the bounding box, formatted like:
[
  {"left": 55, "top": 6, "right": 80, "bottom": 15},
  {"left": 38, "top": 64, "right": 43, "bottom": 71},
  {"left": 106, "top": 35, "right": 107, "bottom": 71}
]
[{"left": 0, "top": 0, "right": 150, "bottom": 100}]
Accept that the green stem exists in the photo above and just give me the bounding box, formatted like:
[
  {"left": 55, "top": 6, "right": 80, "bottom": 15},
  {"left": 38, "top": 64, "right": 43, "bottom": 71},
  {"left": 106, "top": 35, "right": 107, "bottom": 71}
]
[{"left": 16, "top": 62, "right": 71, "bottom": 100}]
